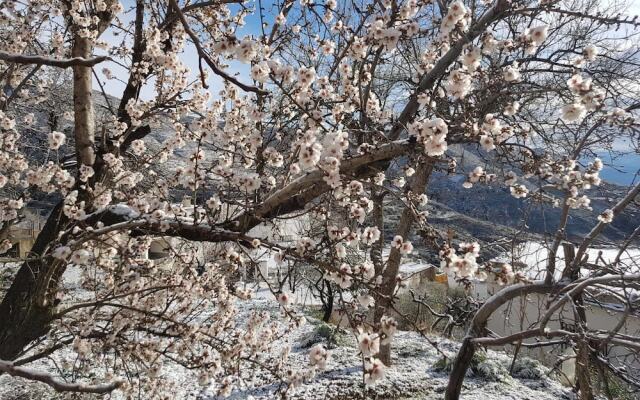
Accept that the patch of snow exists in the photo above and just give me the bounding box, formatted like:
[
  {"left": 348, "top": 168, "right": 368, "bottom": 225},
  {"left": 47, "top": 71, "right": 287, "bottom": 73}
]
[
  {"left": 399, "top": 260, "right": 435, "bottom": 274},
  {"left": 107, "top": 204, "right": 141, "bottom": 219},
  {"left": 202, "top": 328, "right": 572, "bottom": 400},
  {"left": 509, "top": 241, "right": 640, "bottom": 281}
]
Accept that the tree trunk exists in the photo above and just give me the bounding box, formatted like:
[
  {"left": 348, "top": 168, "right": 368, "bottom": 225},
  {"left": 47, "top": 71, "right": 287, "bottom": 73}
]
[
  {"left": 444, "top": 337, "right": 476, "bottom": 400},
  {"left": 0, "top": 204, "right": 65, "bottom": 360},
  {"left": 445, "top": 282, "right": 555, "bottom": 400},
  {"left": 322, "top": 281, "right": 334, "bottom": 323},
  {"left": 373, "top": 159, "right": 434, "bottom": 365},
  {"left": 562, "top": 243, "right": 593, "bottom": 400},
  {"left": 576, "top": 339, "right": 594, "bottom": 400},
  {"left": 0, "top": 32, "right": 96, "bottom": 361},
  {"left": 370, "top": 191, "right": 385, "bottom": 276},
  {"left": 574, "top": 293, "right": 594, "bottom": 400},
  {"left": 71, "top": 35, "right": 96, "bottom": 167}
]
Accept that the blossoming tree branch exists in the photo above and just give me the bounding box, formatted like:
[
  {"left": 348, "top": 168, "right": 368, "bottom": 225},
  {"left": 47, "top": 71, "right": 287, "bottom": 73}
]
[{"left": 0, "top": 0, "right": 639, "bottom": 398}]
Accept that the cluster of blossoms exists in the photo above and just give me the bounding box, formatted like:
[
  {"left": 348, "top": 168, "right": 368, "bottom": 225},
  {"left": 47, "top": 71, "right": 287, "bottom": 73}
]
[
  {"left": 597, "top": 208, "right": 614, "bottom": 224},
  {"left": 502, "top": 62, "right": 522, "bottom": 82},
  {"left": 477, "top": 113, "right": 514, "bottom": 153},
  {"left": 0, "top": 110, "right": 28, "bottom": 217},
  {"left": 360, "top": 0, "right": 424, "bottom": 53},
  {"left": 295, "top": 237, "right": 317, "bottom": 255},
  {"left": 509, "top": 184, "right": 529, "bottom": 199},
  {"left": 212, "top": 37, "right": 259, "bottom": 63},
  {"left": 407, "top": 118, "right": 448, "bottom": 156},
  {"left": 65, "top": 0, "right": 124, "bottom": 39},
  {"left": 0, "top": 198, "right": 23, "bottom": 223},
  {"left": 479, "top": 261, "right": 525, "bottom": 286},
  {"left": 48, "top": 131, "right": 65, "bottom": 149},
  {"left": 440, "top": 241, "right": 481, "bottom": 279},
  {"left": 606, "top": 107, "right": 636, "bottom": 126},
  {"left": 308, "top": 343, "right": 331, "bottom": 370},
  {"left": 446, "top": 68, "right": 473, "bottom": 99},
  {"left": 539, "top": 158, "right": 603, "bottom": 209},
  {"left": 521, "top": 25, "right": 548, "bottom": 54},
  {"left": 356, "top": 329, "right": 385, "bottom": 385},
  {"left": 324, "top": 260, "right": 376, "bottom": 288},
  {"left": 440, "top": 1, "right": 470, "bottom": 36},
  {"left": 391, "top": 235, "right": 414, "bottom": 255},
  {"left": 462, "top": 166, "right": 496, "bottom": 189},
  {"left": 357, "top": 292, "right": 375, "bottom": 308},
  {"left": 297, "top": 129, "right": 323, "bottom": 171},
  {"left": 561, "top": 50, "right": 603, "bottom": 122},
  {"left": 26, "top": 162, "right": 75, "bottom": 193},
  {"left": 62, "top": 190, "right": 86, "bottom": 220},
  {"left": 320, "top": 130, "right": 350, "bottom": 188},
  {"left": 276, "top": 318, "right": 333, "bottom": 390},
  {"left": 362, "top": 226, "right": 382, "bottom": 245},
  {"left": 327, "top": 263, "right": 355, "bottom": 288},
  {"left": 379, "top": 316, "right": 398, "bottom": 345}
]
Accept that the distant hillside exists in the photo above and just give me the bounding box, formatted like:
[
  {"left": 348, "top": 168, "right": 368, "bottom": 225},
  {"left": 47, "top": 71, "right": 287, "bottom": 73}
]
[{"left": 426, "top": 172, "right": 638, "bottom": 243}]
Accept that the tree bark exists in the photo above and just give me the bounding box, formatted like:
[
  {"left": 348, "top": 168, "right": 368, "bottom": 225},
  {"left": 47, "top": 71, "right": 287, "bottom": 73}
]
[
  {"left": 445, "top": 337, "right": 476, "bottom": 398},
  {"left": 322, "top": 280, "right": 334, "bottom": 323},
  {"left": 374, "top": 159, "right": 434, "bottom": 365},
  {"left": 576, "top": 337, "right": 594, "bottom": 400},
  {"left": 71, "top": 35, "right": 96, "bottom": 167},
  {"left": 445, "top": 282, "right": 554, "bottom": 400},
  {"left": 0, "top": 204, "right": 65, "bottom": 360},
  {"left": 0, "top": 31, "right": 96, "bottom": 360},
  {"left": 574, "top": 292, "right": 594, "bottom": 400},
  {"left": 370, "top": 191, "right": 385, "bottom": 276}
]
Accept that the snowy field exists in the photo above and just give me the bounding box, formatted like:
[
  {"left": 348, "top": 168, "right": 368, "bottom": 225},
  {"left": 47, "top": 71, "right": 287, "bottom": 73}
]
[
  {"left": 0, "top": 290, "right": 575, "bottom": 400},
  {"left": 5, "top": 242, "right": 617, "bottom": 400}
]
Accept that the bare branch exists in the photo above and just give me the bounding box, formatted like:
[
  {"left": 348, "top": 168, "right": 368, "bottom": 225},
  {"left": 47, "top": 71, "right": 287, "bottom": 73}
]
[
  {"left": 168, "top": 0, "right": 268, "bottom": 96},
  {"left": 0, "top": 360, "right": 123, "bottom": 394},
  {"left": 0, "top": 51, "right": 109, "bottom": 68}
]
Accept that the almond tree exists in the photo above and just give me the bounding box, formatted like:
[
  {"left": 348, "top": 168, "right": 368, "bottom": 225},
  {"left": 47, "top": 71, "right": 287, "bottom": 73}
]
[{"left": 0, "top": 0, "right": 639, "bottom": 398}]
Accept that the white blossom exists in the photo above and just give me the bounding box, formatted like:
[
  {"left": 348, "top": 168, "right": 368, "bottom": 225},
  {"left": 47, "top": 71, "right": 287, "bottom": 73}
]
[
  {"left": 561, "top": 103, "right": 587, "bottom": 122},
  {"left": 48, "top": 131, "right": 66, "bottom": 150},
  {"left": 598, "top": 209, "right": 614, "bottom": 223}
]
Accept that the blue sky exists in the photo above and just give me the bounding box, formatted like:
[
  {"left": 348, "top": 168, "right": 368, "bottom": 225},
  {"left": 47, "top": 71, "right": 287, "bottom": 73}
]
[
  {"left": 595, "top": 147, "right": 640, "bottom": 186},
  {"left": 96, "top": 0, "right": 272, "bottom": 99}
]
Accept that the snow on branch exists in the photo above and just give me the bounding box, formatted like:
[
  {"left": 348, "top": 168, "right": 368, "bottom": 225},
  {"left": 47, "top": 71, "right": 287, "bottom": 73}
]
[
  {"left": 0, "top": 360, "right": 123, "bottom": 394},
  {"left": 0, "top": 51, "right": 110, "bottom": 68}
]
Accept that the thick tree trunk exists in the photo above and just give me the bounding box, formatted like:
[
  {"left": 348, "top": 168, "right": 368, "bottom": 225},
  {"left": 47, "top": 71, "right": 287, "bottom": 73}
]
[
  {"left": 71, "top": 35, "right": 96, "bottom": 167},
  {"left": 0, "top": 32, "right": 96, "bottom": 361},
  {"left": 0, "top": 204, "right": 65, "bottom": 360}
]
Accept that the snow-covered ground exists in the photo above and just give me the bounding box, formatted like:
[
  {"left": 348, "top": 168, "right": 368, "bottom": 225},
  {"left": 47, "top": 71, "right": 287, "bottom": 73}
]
[
  {"left": 213, "top": 325, "right": 574, "bottom": 400},
  {"left": 0, "top": 290, "right": 574, "bottom": 400},
  {"left": 2, "top": 242, "right": 599, "bottom": 400}
]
